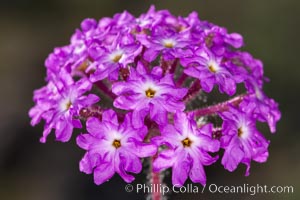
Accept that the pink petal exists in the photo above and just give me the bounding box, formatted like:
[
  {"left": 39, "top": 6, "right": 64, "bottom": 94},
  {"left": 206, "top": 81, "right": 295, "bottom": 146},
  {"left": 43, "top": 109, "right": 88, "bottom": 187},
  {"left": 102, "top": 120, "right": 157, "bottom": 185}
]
[
  {"left": 221, "top": 138, "right": 244, "bottom": 172},
  {"left": 93, "top": 160, "right": 115, "bottom": 185},
  {"left": 102, "top": 109, "right": 118, "bottom": 126},
  {"left": 153, "top": 149, "right": 175, "bottom": 172},
  {"left": 127, "top": 140, "right": 157, "bottom": 158},
  {"left": 189, "top": 158, "right": 206, "bottom": 186},
  {"left": 115, "top": 152, "right": 135, "bottom": 183},
  {"left": 172, "top": 151, "right": 190, "bottom": 186},
  {"left": 79, "top": 153, "right": 93, "bottom": 174},
  {"left": 119, "top": 151, "right": 142, "bottom": 174}
]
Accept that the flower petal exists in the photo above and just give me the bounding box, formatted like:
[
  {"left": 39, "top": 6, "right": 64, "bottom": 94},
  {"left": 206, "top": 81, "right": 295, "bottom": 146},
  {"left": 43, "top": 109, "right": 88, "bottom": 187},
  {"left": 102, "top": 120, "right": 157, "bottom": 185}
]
[
  {"left": 221, "top": 138, "right": 244, "bottom": 172},
  {"left": 93, "top": 160, "right": 115, "bottom": 185},
  {"left": 172, "top": 151, "right": 190, "bottom": 186},
  {"left": 189, "top": 158, "right": 206, "bottom": 186},
  {"left": 153, "top": 149, "right": 176, "bottom": 172}
]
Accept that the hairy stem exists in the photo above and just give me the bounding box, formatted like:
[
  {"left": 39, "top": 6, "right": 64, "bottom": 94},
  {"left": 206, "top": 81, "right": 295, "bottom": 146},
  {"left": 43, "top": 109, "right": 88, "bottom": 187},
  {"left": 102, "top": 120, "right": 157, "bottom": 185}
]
[
  {"left": 94, "top": 81, "right": 116, "bottom": 99},
  {"left": 169, "top": 58, "right": 179, "bottom": 74},
  {"left": 150, "top": 156, "right": 161, "bottom": 200},
  {"left": 189, "top": 94, "right": 247, "bottom": 117},
  {"left": 176, "top": 73, "right": 188, "bottom": 87},
  {"left": 79, "top": 106, "right": 102, "bottom": 120},
  {"left": 183, "top": 79, "right": 201, "bottom": 102}
]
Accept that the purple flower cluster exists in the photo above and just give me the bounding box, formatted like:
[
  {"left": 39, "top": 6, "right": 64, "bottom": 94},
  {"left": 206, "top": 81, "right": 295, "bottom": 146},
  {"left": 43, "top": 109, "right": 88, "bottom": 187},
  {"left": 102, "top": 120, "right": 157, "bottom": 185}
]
[{"left": 29, "top": 6, "right": 281, "bottom": 187}]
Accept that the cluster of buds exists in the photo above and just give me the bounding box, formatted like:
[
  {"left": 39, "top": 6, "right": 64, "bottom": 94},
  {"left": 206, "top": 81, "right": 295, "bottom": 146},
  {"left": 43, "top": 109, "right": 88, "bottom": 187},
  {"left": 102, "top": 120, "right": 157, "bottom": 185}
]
[{"left": 29, "top": 6, "right": 280, "bottom": 187}]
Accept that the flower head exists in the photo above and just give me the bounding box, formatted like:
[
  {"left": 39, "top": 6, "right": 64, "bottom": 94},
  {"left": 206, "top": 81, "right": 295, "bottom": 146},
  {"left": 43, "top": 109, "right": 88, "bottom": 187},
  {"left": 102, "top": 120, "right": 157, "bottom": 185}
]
[{"left": 29, "top": 6, "right": 281, "bottom": 187}]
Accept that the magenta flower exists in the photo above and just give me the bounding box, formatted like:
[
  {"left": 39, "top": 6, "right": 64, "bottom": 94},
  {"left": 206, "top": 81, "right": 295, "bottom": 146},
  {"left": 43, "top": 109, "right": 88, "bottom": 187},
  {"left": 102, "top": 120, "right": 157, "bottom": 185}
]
[
  {"left": 137, "top": 29, "right": 191, "bottom": 62},
  {"left": 88, "top": 34, "right": 142, "bottom": 81},
  {"left": 181, "top": 47, "right": 237, "bottom": 95},
  {"left": 112, "top": 62, "right": 188, "bottom": 128},
  {"left": 219, "top": 106, "right": 270, "bottom": 176},
  {"left": 29, "top": 81, "right": 58, "bottom": 127},
  {"left": 238, "top": 51, "right": 264, "bottom": 84},
  {"left": 152, "top": 112, "right": 220, "bottom": 186},
  {"left": 135, "top": 5, "right": 160, "bottom": 29},
  {"left": 77, "top": 110, "right": 157, "bottom": 184},
  {"left": 45, "top": 19, "right": 99, "bottom": 78},
  {"left": 29, "top": 70, "right": 99, "bottom": 143},
  {"left": 202, "top": 26, "right": 244, "bottom": 55},
  {"left": 242, "top": 79, "right": 281, "bottom": 133},
  {"left": 45, "top": 46, "right": 73, "bottom": 78}
]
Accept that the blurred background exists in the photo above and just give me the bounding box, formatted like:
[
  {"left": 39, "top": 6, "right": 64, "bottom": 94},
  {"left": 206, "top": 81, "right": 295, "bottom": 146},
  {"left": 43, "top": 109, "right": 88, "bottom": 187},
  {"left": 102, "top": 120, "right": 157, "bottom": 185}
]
[{"left": 0, "top": 0, "right": 299, "bottom": 199}]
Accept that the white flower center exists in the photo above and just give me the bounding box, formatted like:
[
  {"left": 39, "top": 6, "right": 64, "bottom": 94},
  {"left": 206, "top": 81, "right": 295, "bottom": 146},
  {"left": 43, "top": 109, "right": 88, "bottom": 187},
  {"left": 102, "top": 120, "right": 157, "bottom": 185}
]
[
  {"left": 60, "top": 98, "right": 72, "bottom": 112},
  {"left": 141, "top": 81, "right": 161, "bottom": 98},
  {"left": 207, "top": 60, "right": 220, "bottom": 73},
  {"left": 109, "top": 50, "right": 124, "bottom": 63},
  {"left": 106, "top": 131, "right": 124, "bottom": 151},
  {"left": 162, "top": 38, "right": 176, "bottom": 48},
  {"left": 237, "top": 124, "right": 250, "bottom": 139}
]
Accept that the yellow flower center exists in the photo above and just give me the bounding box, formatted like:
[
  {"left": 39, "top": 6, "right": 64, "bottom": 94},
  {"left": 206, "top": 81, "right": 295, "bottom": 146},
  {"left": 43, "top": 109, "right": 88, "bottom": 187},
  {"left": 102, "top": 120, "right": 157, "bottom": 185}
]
[
  {"left": 181, "top": 137, "right": 192, "bottom": 147},
  {"left": 77, "top": 59, "right": 90, "bottom": 72},
  {"left": 208, "top": 65, "right": 217, "bottom": 73},
  {"left": 164, "top": 42, "right": 174, "bottom": 48},
  {"left": 238, "top": 128, "right": 243, "bottom": 137},
  {"left": 66, "top": 101, "right": 72, "bottom": 110},
  {"left": 112, "top": 139, "right": 121, "bottom": 149},
  {"left": 145, "top": 88, "right": 156, "bottom": 98},
  {"left": 162, "top": 39, "right": 175, "bottom": 48},
  {"left": 112, "top": 54, "right": 122, "bottom": 63}
]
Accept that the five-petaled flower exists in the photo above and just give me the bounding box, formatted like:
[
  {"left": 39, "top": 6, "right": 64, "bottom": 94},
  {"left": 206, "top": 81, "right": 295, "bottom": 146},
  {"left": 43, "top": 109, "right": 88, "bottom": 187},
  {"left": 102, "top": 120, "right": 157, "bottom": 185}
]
[
  {"left": 152, "top": 112, "right": 220, "bottom": 186},
  {"left": 181, "top": 47, "right": 238, "bottom": 96},
  {"left": 77, "top": 110, "right": 157, "bottom": 184},
  {"left": 112, "top": 62, "right": 188, "bottom": 128},
  {"left": 219, "top": 106, "right": 270, "bottom": 175},
  {"left": 29, "top": 70, "right": 99, "bottom": 143}
]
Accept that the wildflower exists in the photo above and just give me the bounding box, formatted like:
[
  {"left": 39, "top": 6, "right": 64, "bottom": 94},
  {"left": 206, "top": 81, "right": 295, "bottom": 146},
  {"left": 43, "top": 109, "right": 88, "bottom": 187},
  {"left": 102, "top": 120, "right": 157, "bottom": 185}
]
[
  {"left": 88, "top": 34, "right": 142, "bottom": 81},
  {"left": 181, "top": 47, "right": 237, "bottom": 95},
  {"left": 112, "top": 62, "right": 187, "bottom": 128},
  {"left": 152, "top": 112, "right": 219, "bottom": 186},
  {"left": 77, "top": 110, "right": 156, "bottom": 184},
  {"left": 137, "top": 29, "right": 191, "bottom": 62},
  {"left": 29, "top": 6, "right": 281, "bottom": 188},
  {"left": 219, "top": 106, "right": 269, "bottom": 175},
  {"left": 29, "top": 70, "right": 99, "bottom": 142}
]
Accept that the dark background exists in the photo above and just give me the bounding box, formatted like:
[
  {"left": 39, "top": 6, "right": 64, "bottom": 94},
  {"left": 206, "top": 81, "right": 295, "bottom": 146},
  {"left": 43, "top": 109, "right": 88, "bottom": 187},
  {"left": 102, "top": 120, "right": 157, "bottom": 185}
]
[{"left": 0, "top": 0, "right": 299, "bottom": 199}]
